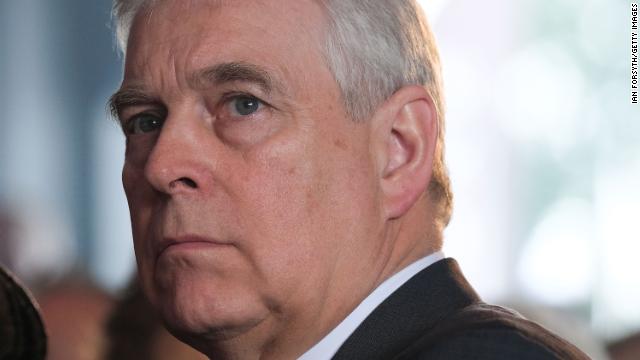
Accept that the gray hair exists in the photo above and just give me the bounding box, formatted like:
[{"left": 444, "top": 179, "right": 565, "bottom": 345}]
[{"left": 112, "top": 0, "right": 452, "bottom": 228}]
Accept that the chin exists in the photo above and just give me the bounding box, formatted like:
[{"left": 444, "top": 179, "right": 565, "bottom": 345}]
[{"left": 154, "top": 277, "right": 268, "bottom": 341}]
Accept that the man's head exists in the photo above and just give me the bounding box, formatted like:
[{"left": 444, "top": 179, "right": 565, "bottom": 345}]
[
  {"left": 113, "top": 0, "right": 452, "bottom": 227},
  {"left": 110, "top": 0, "right": 451, "bottom": 357}
]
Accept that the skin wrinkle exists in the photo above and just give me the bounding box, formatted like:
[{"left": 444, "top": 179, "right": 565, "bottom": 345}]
[
  {"left": 108, "top": 87, "right": 164, "bottom": 129},
  {"left": 190, "top": 62, "right": 276, "bottom": 94}
]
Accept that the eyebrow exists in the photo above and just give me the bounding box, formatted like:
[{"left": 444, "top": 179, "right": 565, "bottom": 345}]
[
  {"left": 190, "top": 61, "right": 281, "bottom": 94},
  {"left": 108, "top": 86, "right": 162, "bottom": 122}
]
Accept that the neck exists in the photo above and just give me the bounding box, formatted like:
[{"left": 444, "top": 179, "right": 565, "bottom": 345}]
[{"left": 374, "top": 196, "right": 442, "bottom": 287}]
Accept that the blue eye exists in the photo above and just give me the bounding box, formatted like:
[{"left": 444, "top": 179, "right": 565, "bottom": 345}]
[
  {"left": 128, "top": 113, "right": 164, "bottom": 134},
  {"left": 231, "top": 96, "right": 261, "bottom": 116}
]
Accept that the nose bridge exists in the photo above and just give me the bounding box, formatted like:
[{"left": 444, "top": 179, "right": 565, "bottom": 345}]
[{"left": 144, "top": 107, "right": 212, "bottom": 194}]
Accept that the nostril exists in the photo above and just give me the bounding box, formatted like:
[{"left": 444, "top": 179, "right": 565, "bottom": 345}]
[{"left": 170, "top": 177, "right": 198, "bottom": 189}]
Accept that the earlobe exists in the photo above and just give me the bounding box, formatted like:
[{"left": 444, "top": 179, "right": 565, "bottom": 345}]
[{"left": 375, "top": 85, "right": 438, "bottom": 219}]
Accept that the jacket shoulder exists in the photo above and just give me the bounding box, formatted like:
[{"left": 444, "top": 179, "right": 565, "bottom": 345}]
[{"left": 397, "top": 304, "right": 591, "bottom": 360}]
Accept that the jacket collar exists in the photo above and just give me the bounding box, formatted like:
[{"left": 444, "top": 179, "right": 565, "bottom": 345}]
[{"left": 332, "top": 258, "right": 480, "bottom": 359}]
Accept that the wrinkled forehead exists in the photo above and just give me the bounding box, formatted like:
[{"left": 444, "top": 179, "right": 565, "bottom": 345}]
[
  {"left": 124, "top": 0, "right": 329, "bottom": 67},
  {"left": 117, "top": 0, "right": 326, "bottom": 40},
  {"left": 121, "top": 0, "right": 338, "bottom": 103},
  {"left": 124, "top": 0, "right": 328, "bottom": 45}
]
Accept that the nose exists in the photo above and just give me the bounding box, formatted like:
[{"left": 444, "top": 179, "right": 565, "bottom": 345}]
[{"left": 143, "top": 112, "right": 213, "bottom": 195}]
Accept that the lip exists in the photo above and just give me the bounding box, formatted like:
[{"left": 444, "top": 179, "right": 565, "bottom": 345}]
[{"left": 155, "top": 235, "right": 230, "bottom": 259}]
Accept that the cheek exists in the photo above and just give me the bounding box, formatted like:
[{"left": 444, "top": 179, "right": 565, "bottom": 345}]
[
  {"left": 242, "top": 161, "right": 317, "bottom": 232},
  {"left": 122, "top": 164, "right": 156, "bottom": 275},
  {"left": 124, "top": 134, "right": 157, "bottom": 167},
  {"left": 122, "top": 163, "right": 150, "bottom": 226},
  {"left": 238, "top": 136, "right": 357, "bottom": 259},
  {"left": 234, "top": 141, "right": 324, "bottom": 250}
]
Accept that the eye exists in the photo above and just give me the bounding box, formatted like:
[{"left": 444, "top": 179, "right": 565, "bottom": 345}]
[
  {"left": 229, "top": 95, "right": 262, "bottom": 116},
  {"left": 127, "top": 113, "right": 165, "bottom": 135}
]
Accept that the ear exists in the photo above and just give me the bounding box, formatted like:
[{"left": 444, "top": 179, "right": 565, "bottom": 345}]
[{"left": 371, "top": 85, "right": 438, "bottom": 220}]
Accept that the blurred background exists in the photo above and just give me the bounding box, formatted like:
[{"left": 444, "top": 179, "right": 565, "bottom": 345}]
[{"left": 0, "top": 0, "right": 638, "bottom": 359}]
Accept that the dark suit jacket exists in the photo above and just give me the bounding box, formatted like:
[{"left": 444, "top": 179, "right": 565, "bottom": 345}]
[{"left": 332, "top": 258, "right": 590, "bottom": 359}]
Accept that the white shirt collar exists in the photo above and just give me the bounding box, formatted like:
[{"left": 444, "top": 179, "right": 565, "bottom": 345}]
[{"left": 298, "top": 251, "right": 445, "bottom": 360}]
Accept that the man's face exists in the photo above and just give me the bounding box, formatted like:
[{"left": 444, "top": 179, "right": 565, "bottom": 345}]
[{"left": 117, "top": 0, "right": 385, "bottom": 345}]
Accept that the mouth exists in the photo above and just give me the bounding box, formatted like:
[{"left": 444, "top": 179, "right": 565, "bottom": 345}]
[{"left": 155, "top": 235, "right": 231, "bottom": 260}]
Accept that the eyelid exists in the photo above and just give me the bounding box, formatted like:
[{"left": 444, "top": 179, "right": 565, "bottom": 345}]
[
  {"left": 111, "top": 91, "right": 164, "bottom": 120},
  {"left": 222, "top": 91, "right": 257, "bottom": 101},
  {"left": 123, "top": 110, "right": 166, "bottom": 135},
  {"left": 220, "top": 90, "right": 276, "bottom": 111},
  {"left": 120, "top": 104, "right": 165, "bottom": 122}
]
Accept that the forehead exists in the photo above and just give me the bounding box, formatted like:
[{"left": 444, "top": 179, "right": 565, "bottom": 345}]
[{"left": 123, "top": 0, "right": 329, "bottom": 85}]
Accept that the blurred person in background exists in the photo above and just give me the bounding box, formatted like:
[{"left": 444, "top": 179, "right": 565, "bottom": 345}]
[
  {"left": 104, "top": 276, "right": 207, "bottom": 360},
  {"left": 109, "top": 0, "right": 590, "bottom": 359},
  {"left": 0, "top": 200, "right": 76, "bottom": 291},
  {"left": 608, "top": 332, "right": 640, "bottom": 360},
  {"left": 36, "top": 277, "right": 113, "bottom": 360},
  {"left": 1, "top": 201, "right": 109, "bottom": 359}
]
